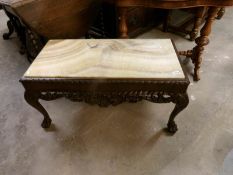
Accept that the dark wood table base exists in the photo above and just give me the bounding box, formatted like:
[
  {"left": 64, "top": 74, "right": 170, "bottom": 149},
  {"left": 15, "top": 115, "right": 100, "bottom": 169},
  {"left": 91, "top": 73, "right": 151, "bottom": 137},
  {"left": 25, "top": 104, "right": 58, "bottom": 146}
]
[
  {"left": 1, "top": 5, "right": 46, "bottom": 62},
  {"left": 20, "top": 78, "right": 189, "bottom": 134}
]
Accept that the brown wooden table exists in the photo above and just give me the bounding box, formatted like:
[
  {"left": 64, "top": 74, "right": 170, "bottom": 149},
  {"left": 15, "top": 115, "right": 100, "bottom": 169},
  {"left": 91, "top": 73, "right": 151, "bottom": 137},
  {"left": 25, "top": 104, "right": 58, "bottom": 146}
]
[
  {"left": 107, "top": 0, "right": 233, "bottom": 81},
  {"left": 20, "top": 39, "right": 190, "bottom": 134},
  {"left": 0, "top": 0, "right": 99, "bottom": 61}
]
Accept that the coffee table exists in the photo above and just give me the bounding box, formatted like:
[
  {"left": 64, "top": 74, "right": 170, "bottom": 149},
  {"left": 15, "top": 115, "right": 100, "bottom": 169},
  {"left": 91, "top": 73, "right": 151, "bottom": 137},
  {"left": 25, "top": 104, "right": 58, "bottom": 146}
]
[{"left": 20, "top": 39, "right": 190, "bottom": 134}]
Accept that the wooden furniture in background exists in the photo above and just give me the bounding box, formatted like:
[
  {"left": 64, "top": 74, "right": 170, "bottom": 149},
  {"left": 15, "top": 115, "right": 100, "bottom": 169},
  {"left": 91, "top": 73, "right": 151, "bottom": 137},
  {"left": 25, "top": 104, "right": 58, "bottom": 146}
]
[
  {"left": 163, "top": 7, "right": 225, "bottom": 41},
  {"left": 0, "top": 0, "right": 164, "bottom": 60},
  {"left": 163, "top": 7, "right": 207, "bottom": 41},
  {"left": 0, "top": 0, "right": 100, "bottom": 39},
  {"left": 216, "top": 8, "right": 226, "bottom": 19},
  {"left": 0, "top": 4, "right": 46, "bottom": 62},
  {"left": 1, "top": 0, "right": 233, "bottom": 81},
  {"left": 113, "top": 0, "right": 233, "bottom": 81},
  {"left": 0, "top": 0, "right": 101, "bottom": 61},
  {"left": 20, "top": 39, "right": 190, "bottom": 134},
  {"left": 89, "top": 2, "right": 164, "bottom": 38}
]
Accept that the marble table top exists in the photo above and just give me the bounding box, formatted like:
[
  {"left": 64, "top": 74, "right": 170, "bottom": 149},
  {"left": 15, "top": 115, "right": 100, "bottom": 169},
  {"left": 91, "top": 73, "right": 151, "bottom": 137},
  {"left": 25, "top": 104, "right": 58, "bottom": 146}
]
[
  {"left": 24, "top": 39, "right": 185, "bottom": 79},
  {"left": 0, "top": 0, "right": 26, "bottom": 6}
]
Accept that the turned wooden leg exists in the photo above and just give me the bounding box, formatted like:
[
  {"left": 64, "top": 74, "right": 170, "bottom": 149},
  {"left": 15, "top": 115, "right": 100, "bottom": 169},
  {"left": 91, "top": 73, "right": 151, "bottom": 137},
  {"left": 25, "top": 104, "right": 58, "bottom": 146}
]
[
  {"left": 3, "top": 20, "right": 14, "bottom": 40},
  {"left": 163, "top": 10, "right": 171, "bottom": 33},
  {"left": 216, "top": 8, "right": 225, "bottom": 20},
  {"left": 24, "top": 91, "right": 52, "bottom": 128},
  {"left": 167, "top": 93, "right": 189, "bottom": 134},
  {"left": 118, "top": 7, "right": 129, "bottom": 38},
  {"left": 190, "top": 7, "right": 205, "bottom": 41},
  {"left": 179, "top": 50, "right": 193, "bottom": 59},
  {"left": 192, "top": 7, "right": 220, "bottom": 81}
]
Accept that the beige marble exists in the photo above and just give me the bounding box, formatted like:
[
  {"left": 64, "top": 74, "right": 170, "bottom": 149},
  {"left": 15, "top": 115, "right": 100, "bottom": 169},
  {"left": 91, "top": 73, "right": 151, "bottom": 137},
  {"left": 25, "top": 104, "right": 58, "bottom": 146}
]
[
  {"left": 0, "top": 0, "right": 36, "bottom": 6},
  {"left": 24, "top": 39, "right": 185, "bottom": 79}
]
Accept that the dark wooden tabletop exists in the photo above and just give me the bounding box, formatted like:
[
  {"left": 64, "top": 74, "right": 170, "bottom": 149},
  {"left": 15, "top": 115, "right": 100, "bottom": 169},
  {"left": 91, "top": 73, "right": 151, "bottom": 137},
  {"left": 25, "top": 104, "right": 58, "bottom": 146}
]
[
  {"left": 2, "top": 0, "right": 233, "bottom": 7},
  {"left": 107, "top": 0, "right": 233, "bottom": 8}
]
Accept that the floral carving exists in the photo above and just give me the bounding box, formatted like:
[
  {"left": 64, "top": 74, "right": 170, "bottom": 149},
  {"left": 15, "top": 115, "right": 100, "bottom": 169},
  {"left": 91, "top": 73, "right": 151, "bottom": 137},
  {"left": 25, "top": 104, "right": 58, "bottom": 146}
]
[{"left": 38, "top": 91, "right": 183, "bottom": 107}]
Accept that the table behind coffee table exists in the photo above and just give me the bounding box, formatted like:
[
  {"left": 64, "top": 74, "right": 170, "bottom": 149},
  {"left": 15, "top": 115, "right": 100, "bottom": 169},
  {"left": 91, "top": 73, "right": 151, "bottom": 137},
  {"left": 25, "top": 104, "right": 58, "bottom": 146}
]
[{"left": 107, "top": 0, "right": 233, "bottom": 81}]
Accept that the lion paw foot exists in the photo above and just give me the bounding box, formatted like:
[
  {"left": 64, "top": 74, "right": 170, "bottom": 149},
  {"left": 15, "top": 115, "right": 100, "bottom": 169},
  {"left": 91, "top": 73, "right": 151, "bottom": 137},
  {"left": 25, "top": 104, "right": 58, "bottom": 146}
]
[{"left": 167, "top": 121, "right": 178, "bottom": 134}]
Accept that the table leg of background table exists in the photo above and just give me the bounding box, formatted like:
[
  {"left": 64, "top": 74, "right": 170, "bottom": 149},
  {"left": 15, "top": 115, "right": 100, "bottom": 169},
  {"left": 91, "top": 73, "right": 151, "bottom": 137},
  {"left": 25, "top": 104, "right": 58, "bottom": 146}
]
[
  {"left": 162, "top": 9, "right": 171, "bottom": 32},
  {"left": 167, "top": 93, "right": 189, "bottom": 133},
  {"left": 190, "top": 7, "right": 206, "bottom": 41},
  {"left": 2, "top": 7, "right": 15, "bottom": 40},
  {"left": 3, "top": 20, "right": 14, "bottom": 40},
  {"left": 192, "top": 7, "right": 220, "bottom": 81},
  {"left": 118, "top": 7, "right": 129, "bottom": 38},
  {"left": 216, "top": 7, "right": 225, "bottom": 20},
  {"left": 24, "top": 91, "right": 52, "bottom": 128}
]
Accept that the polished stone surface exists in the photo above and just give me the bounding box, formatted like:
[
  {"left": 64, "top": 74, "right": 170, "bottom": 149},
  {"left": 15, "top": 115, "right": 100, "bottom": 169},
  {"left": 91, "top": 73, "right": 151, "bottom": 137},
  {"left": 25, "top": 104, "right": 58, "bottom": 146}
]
[
  {"left": 1, "top": 9, "right": 233, "bottom": 175},
  {"left": 0, "top": 0, "right": 32, "bottom": 6},
  {"left": 24, "top": 39, "right": 184, "bottom": 79}
]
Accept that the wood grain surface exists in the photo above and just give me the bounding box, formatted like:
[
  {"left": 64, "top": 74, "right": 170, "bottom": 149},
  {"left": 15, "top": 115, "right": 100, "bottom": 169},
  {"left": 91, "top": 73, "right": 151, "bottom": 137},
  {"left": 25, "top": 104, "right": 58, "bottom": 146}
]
[{"left": 0, "top": 0, "right": 100, "bottom": 38}]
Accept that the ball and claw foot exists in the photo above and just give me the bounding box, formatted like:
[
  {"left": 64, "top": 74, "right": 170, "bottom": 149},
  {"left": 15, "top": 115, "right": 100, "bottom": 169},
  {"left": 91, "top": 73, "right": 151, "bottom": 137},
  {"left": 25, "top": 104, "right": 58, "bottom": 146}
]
[
  {"left": 41, "top": 118, "right": 52, "bottom": 129},
  {"left": 3, "top": 33, "right": 10, "bottom": 40},
  {"left": 167, "top": 121, "right": 178, "bottom": 134},
  {"left": 3, "top": 20, "right": 14, "bottom": 40}
]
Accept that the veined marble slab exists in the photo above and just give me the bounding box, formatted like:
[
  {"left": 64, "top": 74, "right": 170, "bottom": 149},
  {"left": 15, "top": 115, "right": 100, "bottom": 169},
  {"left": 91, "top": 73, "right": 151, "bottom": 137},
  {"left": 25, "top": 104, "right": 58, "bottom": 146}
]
[{"left": 24, "top": 39, "right": 185, "bottom": 79}]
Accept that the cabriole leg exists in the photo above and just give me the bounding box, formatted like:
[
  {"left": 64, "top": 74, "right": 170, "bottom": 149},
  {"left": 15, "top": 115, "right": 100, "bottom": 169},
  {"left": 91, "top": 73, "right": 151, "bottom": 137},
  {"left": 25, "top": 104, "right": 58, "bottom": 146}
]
[
  {"left": 167, "top": 93, "right": 189, "bottom": 133},
  {"left": 24, "top": 91, "right": 52, "bottom": 128}
]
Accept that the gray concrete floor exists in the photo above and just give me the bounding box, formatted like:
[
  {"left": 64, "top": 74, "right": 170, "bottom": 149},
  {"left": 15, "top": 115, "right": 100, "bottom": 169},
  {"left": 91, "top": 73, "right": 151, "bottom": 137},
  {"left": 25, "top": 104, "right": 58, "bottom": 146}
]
[{"left": 0, "top": 9, "right": 233, "bottom": 175}]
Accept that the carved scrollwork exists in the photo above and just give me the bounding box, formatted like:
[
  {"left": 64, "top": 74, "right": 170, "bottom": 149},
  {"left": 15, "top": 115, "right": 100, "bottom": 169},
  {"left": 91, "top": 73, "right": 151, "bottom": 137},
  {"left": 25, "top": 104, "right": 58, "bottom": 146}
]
[
  {"left": 39, "top": 92, "right": 64, "bottom": 101},
  {"left": 24, "top": 88, "right": 189, "bottom": 132},
  {"left": 38, "top": 91, "right": 179, "bottom": 107},
  {"left": 25, "top": 29, "right": 45, "bottom": 62}
]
